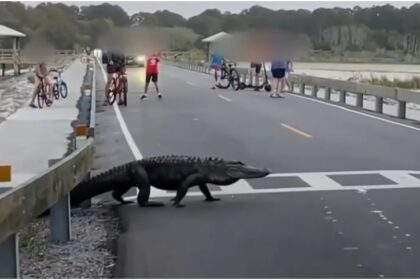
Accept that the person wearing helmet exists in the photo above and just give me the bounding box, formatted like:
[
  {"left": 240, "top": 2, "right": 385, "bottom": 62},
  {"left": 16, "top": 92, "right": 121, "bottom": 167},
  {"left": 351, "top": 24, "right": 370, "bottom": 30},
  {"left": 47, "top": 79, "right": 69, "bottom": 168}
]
[{"left": 104, "top": 51, "right": 126, "bottom": 106}]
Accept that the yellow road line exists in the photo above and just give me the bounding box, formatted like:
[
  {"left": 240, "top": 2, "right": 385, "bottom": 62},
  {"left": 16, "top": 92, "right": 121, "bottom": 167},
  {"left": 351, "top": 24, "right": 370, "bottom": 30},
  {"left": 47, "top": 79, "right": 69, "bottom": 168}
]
[
  {"left": 218, "top": 94, "right": 232, "bottom": 102},
  {"left": 281, "top": 123, "right": 313, "bottom": 138}
]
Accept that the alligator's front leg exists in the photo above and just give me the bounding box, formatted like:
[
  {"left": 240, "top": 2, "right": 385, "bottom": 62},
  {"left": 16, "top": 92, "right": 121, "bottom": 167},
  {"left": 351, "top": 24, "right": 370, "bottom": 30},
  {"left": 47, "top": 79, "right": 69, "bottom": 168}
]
[
  {"left": 172, "top": 174, "right": 203, "bottom": 208},
  {"left": 133, "top": 166, "right": 164, "bottom": 207},
  {"left": 199, "top": 184, "right": 220, "bottom": 202}
]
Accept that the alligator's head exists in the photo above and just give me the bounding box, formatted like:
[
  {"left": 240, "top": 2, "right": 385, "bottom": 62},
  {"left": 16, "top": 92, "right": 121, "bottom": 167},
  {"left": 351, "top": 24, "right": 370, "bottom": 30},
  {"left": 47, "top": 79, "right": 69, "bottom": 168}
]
[{"left": 203, "top": 159, "right": 270, "bottom": 185}]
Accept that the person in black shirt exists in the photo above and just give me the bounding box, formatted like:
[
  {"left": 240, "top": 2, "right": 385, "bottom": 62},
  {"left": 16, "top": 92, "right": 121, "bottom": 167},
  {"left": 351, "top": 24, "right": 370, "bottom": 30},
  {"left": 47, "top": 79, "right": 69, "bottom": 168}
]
[{"left": 104, "top": 51, "right": 127, "bottom": 105}]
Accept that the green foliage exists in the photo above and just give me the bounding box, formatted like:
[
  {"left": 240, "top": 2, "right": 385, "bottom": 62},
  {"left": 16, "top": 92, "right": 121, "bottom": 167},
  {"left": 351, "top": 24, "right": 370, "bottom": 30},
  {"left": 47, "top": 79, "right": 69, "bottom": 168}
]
[{"left": 1, "top": 2, "right": 420, "bottom": 56}]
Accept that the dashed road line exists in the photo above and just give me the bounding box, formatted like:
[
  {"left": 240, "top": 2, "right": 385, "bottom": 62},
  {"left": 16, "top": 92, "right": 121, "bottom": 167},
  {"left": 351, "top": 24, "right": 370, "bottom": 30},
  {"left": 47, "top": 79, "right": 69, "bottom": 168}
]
[
  {"left": 289, "top": 93, "right": 420, "bottom": 133},
  {"left": 281, "top": 123, "right": 313, "bottom": 138},
  {"left": 218, "top": 94, "right": 232, "bottom": 102}
]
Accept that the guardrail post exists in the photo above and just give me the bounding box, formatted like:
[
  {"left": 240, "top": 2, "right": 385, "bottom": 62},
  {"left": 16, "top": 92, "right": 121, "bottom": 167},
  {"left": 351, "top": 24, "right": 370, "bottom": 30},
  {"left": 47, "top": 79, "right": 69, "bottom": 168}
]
[
  {"left": 339, "top": 90, "right": 346, "bottom": 103},
  {"left": 355, "top": 92, "right": 363, "bottom": 107},
  {"left": 49, "top": 158, "right": 72, "bottom": 243},
  {"left": 0, "top": 187, "right": 19, "bottom": 279},
  {"left": 397, "top": 101, "right": 406, "bottom": 119},
  {"left": 325, "top": 87, "right": 331, "bottom": 100},
  {"left": 300, "top": 83, "right": 305, "bottom": 95},
  {"left": 1, "top": 63, "right": 5, "bottom": 77},
  {"left": 311, "top": 85, "right": 318, "bottom": 97},
  {"left": 375, "top": 97, "right": 383, "bottom": 113},
  {"left": 73, "top": 125, "right": 91, "bottom": 209}
]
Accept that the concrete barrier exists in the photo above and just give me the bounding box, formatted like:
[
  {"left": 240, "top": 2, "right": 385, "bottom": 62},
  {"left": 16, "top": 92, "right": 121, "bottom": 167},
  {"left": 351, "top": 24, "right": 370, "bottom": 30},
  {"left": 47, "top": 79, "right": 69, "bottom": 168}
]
[{"left": 164, "top": 59, "right": 420, "bottom": 119}]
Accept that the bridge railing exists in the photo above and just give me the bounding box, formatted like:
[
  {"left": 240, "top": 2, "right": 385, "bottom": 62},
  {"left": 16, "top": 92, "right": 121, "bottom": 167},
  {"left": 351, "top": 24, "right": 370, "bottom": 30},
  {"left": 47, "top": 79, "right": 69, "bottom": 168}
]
[
  {"left": 164, "top": 59, "right": 420, "bottom": 119},
  {"left": 0, "top": 60, "right": 96, "bottom": 278}
]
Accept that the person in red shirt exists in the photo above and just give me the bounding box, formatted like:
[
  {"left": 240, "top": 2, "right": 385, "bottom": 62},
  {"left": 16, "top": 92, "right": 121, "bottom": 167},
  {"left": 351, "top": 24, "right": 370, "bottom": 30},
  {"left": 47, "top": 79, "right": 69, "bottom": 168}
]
[{"left": 141, "top": 53, "right": 161, "bottom": 100}]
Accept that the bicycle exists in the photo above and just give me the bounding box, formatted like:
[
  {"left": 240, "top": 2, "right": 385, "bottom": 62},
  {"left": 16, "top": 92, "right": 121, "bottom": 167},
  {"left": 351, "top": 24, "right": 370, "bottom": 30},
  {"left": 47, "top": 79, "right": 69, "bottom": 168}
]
[
  {"left": 107, "top": 68, "right": 127, "bottom": 106},
  {"left": 37, "top": 77, "right": 53, "bottom": 109},
  {"left": 216, "top": 60, "right": 240, "bottom": 91},
  {"left": 51, "top": 69, "right": 68, "bottom": 100}
]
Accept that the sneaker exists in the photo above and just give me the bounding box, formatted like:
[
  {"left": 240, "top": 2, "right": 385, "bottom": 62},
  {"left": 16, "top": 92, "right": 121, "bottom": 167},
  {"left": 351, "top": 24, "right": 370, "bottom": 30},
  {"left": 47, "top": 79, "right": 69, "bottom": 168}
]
[
  {"left": 211, "top": 86, "right": 216, "bottom": 90},
  {"left": 118, "top": 100, "right": 124, "bottom": 106},
  {"left": 158, "top": 93, "right": 162, "bottom": 99},
  {"left": 29, "top": 103, "right": 37, "bottom": 108},
  {"left": 140, "top": 94, "right": 148, "bottom": 100}
]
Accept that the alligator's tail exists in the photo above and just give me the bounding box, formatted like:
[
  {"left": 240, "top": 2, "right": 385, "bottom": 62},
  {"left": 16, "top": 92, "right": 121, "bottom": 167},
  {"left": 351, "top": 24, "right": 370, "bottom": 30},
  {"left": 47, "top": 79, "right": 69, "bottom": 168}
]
[{"left": 70, "top": 161, "right": 137, "bottom": 206}]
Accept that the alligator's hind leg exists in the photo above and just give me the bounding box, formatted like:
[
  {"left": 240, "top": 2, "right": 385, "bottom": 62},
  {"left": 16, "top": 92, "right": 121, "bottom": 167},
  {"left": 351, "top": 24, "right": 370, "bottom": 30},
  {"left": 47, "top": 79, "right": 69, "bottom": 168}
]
[
  {"left": 199, "top": 184, "right": 220, "bottom": 202},
  {"left": 133, "top": 166, "right": 164, "bottom": 207},
  {"left": 112, "top": 185, "right": 134, "bottom": 204}
]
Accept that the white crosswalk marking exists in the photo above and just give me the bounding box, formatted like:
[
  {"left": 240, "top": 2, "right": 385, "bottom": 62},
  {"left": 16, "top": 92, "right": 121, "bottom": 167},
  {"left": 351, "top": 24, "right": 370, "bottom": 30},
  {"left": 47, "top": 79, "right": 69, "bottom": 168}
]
[{"left": 122, "top": 170, "right": 420, "bottom": 201}]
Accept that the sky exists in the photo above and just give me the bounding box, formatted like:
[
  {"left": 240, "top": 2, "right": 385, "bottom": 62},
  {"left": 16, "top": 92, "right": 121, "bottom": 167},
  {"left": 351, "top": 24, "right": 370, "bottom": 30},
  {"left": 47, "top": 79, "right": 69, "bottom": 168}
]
[{"left": 22, "top": 1, "right": 417, "bottom": 18}]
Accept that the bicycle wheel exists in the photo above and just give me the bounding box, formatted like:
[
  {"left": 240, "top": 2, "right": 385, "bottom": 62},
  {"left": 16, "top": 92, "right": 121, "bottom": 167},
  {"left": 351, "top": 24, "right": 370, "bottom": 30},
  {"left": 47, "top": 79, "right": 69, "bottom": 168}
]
[
  {"left": 230, "top": 69, "right": 240, "bottom": 91},
  {"left": 45, "top": 94, "right": 53, "bottom": 107},
  {"left": 37, "top": 92, "right": 44, "bottom": 109},
  {"left": 123, "top": 86, "right": 127, "bottom": 107},
  {"left": 107, "top": 88, "right": 116, "bottom": 105},
  {"left": 53, "top": 83, "right": 60, "bottom": 100},
  {"left": 60, "top": 82, "right": 68, "bottom": 98},
  {"left": 217, "top": 67, "right": 230, "bottom": 89}
]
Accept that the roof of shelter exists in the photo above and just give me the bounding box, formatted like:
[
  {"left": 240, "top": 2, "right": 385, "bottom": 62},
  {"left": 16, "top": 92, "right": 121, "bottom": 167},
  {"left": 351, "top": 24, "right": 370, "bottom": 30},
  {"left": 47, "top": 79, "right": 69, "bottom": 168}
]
[
  {"left": 0, "top": 25, "right": 26, "bottom": 38},
  {"left": 202, "top": 32, "right": 231, "bottom": 43}
]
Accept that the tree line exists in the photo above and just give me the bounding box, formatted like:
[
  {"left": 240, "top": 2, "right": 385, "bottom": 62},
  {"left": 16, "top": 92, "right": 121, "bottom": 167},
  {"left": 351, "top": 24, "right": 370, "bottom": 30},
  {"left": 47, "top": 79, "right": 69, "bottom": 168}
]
[{"left": 1, "top": 2, "right": 419, "bottom": 55}]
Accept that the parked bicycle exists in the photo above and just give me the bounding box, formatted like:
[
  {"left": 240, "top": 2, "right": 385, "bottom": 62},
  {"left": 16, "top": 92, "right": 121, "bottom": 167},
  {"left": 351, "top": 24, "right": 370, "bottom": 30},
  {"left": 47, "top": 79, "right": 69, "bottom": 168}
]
[
  {"left": 107, "top": 68, "right": 127, "bottom": 106},
  {"left": 37, "top": 77, "right": 53, "bottom": 109},
  {"left": 216, "top": 60, "right": 240, "bottom": 91},
  {"left": 51, "top": 69, "right": 68, "bottom": 100}
]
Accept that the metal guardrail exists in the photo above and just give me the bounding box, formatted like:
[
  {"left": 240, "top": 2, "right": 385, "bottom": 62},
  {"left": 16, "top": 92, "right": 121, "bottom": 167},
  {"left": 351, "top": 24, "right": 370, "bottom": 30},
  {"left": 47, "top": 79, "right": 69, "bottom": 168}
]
[
  {"left": 164, "top": 59, "right": 420, "bottom": 119},
  {"left": 88, "top": 60, "right": 96, "bottom": 138},
  {"left": 0, "top": 59, "right": 96, "bottom": 278},
  {"left": 0, "top": 139, "right": 94, "bottom": 244}
]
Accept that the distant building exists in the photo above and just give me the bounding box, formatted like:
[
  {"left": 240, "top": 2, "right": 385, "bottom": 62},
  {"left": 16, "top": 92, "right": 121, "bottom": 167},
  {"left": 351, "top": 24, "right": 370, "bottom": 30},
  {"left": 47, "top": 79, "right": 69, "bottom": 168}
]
[{"left": 201, "top": 32, "right": 231, "bottom": 62}]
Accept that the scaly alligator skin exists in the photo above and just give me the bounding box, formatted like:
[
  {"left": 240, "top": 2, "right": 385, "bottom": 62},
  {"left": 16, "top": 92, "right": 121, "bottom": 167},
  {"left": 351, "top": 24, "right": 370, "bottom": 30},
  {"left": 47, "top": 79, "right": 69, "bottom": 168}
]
[{"left": 71, "top": 155, "right": 270, "bottom": 207}]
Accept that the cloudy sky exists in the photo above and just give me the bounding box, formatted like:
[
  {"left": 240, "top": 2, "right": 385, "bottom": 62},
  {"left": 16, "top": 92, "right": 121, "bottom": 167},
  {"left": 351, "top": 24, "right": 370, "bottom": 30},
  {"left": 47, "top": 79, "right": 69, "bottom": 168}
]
[{"left": 23, "top": 1, "right": 416, "bottom": 18}]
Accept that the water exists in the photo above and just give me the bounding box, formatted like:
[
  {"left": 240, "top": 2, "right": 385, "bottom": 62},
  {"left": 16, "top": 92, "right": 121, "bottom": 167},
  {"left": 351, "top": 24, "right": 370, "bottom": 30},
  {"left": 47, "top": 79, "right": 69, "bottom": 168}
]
[{"left": 293, "top": 62, "right": 420, "bottom": 82}]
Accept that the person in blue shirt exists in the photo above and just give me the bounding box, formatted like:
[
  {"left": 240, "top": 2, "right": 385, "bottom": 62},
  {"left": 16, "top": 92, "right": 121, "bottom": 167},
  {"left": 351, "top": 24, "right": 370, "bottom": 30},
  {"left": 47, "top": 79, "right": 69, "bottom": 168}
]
[
  {"left": 210, "top": 53, "right": 224, "bottom": 89},
  {"left": 270, "top": 60, "right": 287, "bottom": 98}
]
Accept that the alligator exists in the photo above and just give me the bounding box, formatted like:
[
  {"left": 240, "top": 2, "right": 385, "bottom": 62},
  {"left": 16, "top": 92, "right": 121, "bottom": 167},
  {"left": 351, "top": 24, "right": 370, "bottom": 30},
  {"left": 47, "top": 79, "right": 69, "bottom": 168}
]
[{"left": 71, "top": 155, "right": 270, "bottom": 207}]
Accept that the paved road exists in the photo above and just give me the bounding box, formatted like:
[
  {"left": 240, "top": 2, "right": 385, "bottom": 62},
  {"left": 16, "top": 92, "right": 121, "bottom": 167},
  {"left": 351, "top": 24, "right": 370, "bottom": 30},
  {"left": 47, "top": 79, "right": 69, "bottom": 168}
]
[{"left": 93, "top": 60, "right": 420, "bottom": 278}]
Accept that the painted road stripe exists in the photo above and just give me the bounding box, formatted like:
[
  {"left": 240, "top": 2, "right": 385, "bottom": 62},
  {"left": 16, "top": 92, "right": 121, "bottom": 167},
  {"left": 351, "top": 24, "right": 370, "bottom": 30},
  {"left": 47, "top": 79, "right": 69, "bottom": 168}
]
[
  {"left": 124, "top": 183, "right": 420, "bottom": 200},
  {"left": 96, "top": 58, "right": 143, "bottom": 160},
  {"left": 120, "top": 170, "right": 420, "bottom": 200},
  {"left": 218, "top": 94, "right": 232, "bottom": 102},
  {"left": 281, "top": 123, "right": 313, "bottom": 138},
  {"left": 290, "top": 93, "right": 420, "bottom": 133},
  {"left": 95, "top": 58, "right": 255, "bottom": 197}
]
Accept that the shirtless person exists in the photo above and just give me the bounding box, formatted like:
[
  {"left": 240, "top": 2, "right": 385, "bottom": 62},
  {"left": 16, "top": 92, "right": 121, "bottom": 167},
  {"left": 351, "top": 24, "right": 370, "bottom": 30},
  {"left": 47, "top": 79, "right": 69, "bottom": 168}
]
[{"left": 29, "top": 61, "right": 54, "bottom": 108}]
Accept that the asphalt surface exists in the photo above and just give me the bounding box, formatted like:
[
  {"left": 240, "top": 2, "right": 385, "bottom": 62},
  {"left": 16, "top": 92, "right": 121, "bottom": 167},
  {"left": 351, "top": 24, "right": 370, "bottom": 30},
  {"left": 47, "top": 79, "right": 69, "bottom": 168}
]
[{"left": 93, "top": 61, "right": 420, "bottom": 278}]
